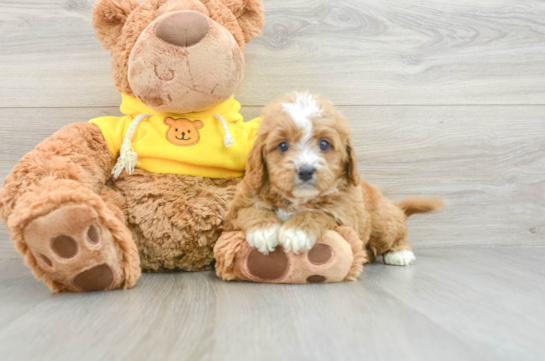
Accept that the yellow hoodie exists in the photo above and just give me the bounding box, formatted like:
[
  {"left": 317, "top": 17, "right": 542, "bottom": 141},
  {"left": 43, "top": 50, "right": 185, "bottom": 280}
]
[{"left": 90, "top": 94, "right": 260, "bottom": 178}]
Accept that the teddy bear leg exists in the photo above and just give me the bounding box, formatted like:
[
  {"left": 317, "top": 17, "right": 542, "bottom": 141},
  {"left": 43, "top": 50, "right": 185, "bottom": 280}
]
[
  {"left": 8, "top": 180, "right": 141, "bottom": 293},
  {"left": 214, "top": 226, "right": 368, "bottom": 283},
  {"left": 0, "top": 123, "right": 140, "bottom": 292},
  {"left": 24, "top": 204, "right": 122, "bottom": 292}
]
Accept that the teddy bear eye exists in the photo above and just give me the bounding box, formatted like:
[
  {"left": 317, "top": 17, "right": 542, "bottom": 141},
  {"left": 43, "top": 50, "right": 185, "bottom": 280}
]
[
  {"left": 188, "top": 130, "right": 190, "bottom": 133},
  {"left": 278, "top": 142, "right": 289, "bottom": 154},
  {"left": 175, "top": 128, "right": 178, "bottom": 132}
]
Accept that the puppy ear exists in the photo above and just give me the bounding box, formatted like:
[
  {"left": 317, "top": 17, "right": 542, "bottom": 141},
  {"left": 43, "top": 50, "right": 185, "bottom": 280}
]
[
  {"left": 345, "top": 141, "right": 360, "bottom": 187},
  {"left": 222, "top": 0, "right": 265, "bottom": 43},
  {"left": 92, "top": 0, "right": 140, "bottom": 50},
  {"left": 245, "top": 135, "right": 267, "bottom": 191}
]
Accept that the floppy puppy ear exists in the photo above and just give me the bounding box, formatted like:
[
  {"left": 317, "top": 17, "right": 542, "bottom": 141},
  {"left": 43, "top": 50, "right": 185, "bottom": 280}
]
[
  {"left": 245, "top": 135, "right": 267, "bottom": 191},
  {"left": 345, "top": 141, "right": 360, "bottom": 187},
  {"left": 92, "top": 0, "right": 140, "bottom": 50},
  {"left": 221, "top": 0, "right": 265, "bottom": 43}
]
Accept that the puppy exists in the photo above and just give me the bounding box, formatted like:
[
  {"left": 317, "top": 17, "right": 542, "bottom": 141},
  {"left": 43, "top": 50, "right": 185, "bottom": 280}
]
[{"left": 224, "top": 92, "right": 442, "bottom": 265}]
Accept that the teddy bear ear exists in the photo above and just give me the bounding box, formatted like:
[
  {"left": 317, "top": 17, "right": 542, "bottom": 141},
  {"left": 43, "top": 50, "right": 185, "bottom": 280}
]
[
  {"left": 221, "top": 0, "right": 265, "bottom": 43},
  {"left": 164, "top": 117, "right": 176, "bottom": 126},
  {"left": 194, "top": 120, "right": 204, "bottom": 129},
  {"left": 92, "top": 0, "right": 141, "bottom": 50}
]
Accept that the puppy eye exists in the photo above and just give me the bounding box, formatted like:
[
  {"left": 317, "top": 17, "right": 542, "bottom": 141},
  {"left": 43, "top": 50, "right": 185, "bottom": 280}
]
[
  {"left": 319, "top": 140, "right": 330, "bottom": 152},
  {"left": 278, "top": 142, "right": 289, "bottom": 154}
]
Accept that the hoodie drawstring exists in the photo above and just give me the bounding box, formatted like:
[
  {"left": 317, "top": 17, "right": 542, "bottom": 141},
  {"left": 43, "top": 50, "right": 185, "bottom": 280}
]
[
  {"left": 111, "top": 113, "right": 152, "bottom": 179},
  {"left": 213, "top": 114, "right": 233, "bottom": 148}
]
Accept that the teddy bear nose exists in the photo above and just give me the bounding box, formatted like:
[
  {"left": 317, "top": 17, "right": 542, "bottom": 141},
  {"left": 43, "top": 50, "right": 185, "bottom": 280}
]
[{"left": 156, "top": 11, "right": 210, "bottom": 47}]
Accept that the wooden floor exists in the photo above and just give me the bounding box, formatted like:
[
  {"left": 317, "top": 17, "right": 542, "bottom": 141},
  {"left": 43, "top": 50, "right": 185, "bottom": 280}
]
[
  {"left": 0, "top": 247, "right": 544, "bottom": 361},
  {"left": 1, "top": 0, "right": 544, "bottom": 359}
]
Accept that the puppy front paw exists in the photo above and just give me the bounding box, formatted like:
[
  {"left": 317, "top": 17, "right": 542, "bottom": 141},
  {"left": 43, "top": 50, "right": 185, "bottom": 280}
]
[
  {"left": 278, "top": 227, "right": 316, "bottom": 254},
  {"left": 246, "top": 224, "right": 281, "bottom": 254}
]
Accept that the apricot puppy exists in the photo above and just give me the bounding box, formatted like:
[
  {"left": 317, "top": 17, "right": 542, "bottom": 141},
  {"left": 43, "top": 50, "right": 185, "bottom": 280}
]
[{"left": 225, "top": 92, "right": 442, "bottom": 265}]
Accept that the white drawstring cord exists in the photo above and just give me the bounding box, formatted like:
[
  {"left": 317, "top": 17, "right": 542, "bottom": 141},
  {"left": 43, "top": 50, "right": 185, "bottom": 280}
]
[
  {"left": 112, "top": 113, "right": 232, "bottom": 179},
  {"left": 213, "top": 114, "right": 233, "bottom": 148},
  {"left": 111, "top": 113, "right": 152, "bottom": 179}
]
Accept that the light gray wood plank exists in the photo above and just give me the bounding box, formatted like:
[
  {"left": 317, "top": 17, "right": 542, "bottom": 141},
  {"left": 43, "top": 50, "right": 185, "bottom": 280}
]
[
  {"left": 0, "top": 259, "right": 51, "bottom": 329},
  {"left": 368, "top": 247, "right": 545, "bottom": 360},
  {"left": 1, "top": 0, "right": 545, "bottom": 108},
  {"left": 0, "top": 227, "right": 17, "bottom": 259},
  {"left": 0, "top": 105, "right": 543, "bottom": 260},
  {"left": 0, "top": 248, "right": 544, "bottom": 361}
]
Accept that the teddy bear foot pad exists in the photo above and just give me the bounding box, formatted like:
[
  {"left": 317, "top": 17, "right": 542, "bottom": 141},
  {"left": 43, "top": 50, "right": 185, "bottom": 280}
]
[
  {"left": 23, "top": 204, "right": 125, "bottom": 292},
  {"left": 246, "top": 244, "right": 338, "bottom": 283},
  {"left": 214, "top": 227, "right": 367, "bottom": 283}
]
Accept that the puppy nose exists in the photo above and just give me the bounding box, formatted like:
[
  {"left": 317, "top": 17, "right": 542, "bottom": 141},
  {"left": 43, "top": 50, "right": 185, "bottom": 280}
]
[
  {"left": 298, "top": 166, "right": 315, "bottom": 182},
  {"left": 156, "top": 11, "right": 210, "bottom": 47}
]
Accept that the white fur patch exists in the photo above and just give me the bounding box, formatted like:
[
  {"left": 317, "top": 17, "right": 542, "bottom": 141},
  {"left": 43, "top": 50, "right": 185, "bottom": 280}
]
[
  {"left": 292, "top": 188, "right": 320, "bottom": 199},
  {"left": 275, "top": 208, "right": 295, "bottom": 222},
  {"left": 278, "top": 226, "right": 316, "bottom": 253},
  {"left": 283, "top": 92, "right": 325, "bottom": 171},
  {"left": 282, "top": 92, "right": 322, "bottom": 136},
  {"left": 384, "top": 250, "right": 415, "bottom": 266},
  {"left": 246, "top": 225, "right": 281, "bottom": 254}
]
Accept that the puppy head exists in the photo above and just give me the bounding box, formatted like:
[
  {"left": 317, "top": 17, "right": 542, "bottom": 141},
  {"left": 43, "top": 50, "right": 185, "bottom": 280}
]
[{"left": 246, "top": 92, "right": 360, "bottom": 201}]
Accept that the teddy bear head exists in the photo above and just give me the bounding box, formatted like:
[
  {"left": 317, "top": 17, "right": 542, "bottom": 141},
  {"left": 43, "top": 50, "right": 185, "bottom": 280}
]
[{"left": 92, "top": 0, "right": 264, "bottom": 113}]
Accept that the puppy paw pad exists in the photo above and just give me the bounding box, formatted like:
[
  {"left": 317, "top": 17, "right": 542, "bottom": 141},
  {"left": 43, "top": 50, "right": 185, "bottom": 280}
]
[
  {"left": 73, "top": 264, "right": 115, "bottom": 292},
  {"left": 308, "top": 244, "right": 333, "bottom": 265},
  {"left": 51, "top": 235, "right": 78, "bottom": 259},
  {"left": 307, "top": 275, "right": 326, "bottom": 283},
  {"left": 246, "top": 248, "right": 289, "bottom": 281}
]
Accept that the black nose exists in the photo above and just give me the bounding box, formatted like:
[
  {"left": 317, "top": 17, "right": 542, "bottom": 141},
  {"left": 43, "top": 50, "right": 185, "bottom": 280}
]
[{"left": 298, "top": 166, "right": 315, "bottom": 182}]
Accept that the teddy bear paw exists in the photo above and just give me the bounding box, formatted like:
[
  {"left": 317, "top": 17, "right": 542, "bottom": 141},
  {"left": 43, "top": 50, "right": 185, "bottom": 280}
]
[
  {"left": 242, "top": 230, "right": 356, "bottom": 284},
  {"left": 23, "top": 204, "right": 125, "bottom": 292}
]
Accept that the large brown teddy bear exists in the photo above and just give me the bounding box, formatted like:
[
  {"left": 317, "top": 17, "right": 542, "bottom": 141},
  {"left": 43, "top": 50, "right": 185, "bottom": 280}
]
[{"left": 0, "top": 0, "right": 264, "bottom": 292}]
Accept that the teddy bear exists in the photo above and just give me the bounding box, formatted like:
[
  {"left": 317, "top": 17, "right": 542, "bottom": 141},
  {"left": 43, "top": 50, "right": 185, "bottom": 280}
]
[{"left": 0, "top": 0, "right": 265, "bottom": 292}]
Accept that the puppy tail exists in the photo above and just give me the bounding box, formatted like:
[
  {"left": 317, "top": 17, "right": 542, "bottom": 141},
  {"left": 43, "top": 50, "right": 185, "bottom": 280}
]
[{"left": 395, "top": 197, "right": 444, "bottom": 218}]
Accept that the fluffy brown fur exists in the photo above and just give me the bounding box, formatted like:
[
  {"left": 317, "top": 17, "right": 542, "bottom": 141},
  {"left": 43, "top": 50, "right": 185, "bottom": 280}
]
[
  {"left": 114, "top": 170, "right": 239, "bottom": 271},
  {"left": 0, "top": 0, "right": 264, "bottom": 292},
  {"left": 225, "top": 92, "right": 443, "bottom": 264}
]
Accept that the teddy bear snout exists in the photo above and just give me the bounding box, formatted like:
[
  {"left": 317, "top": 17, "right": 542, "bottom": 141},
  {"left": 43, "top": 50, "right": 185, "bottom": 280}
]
[{"left": 156, "top": 11, "right": 210, "bottom": 47}]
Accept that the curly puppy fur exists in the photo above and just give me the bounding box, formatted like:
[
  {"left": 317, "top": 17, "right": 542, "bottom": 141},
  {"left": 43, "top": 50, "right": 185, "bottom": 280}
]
[{"left": 225, "top": 92, "right": 443, "bottom": 264}]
